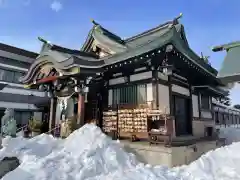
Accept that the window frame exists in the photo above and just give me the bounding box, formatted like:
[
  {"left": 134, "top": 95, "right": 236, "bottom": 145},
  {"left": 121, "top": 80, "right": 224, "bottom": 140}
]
[
  {"left": 0, "top": 67, "right": 24, "bottom": 83},
  {"left": 200, "top": 94, "right": 210, "bottom": 110},
  {"left": 112, "top": 84, "right": 147, "bottom": 106}
]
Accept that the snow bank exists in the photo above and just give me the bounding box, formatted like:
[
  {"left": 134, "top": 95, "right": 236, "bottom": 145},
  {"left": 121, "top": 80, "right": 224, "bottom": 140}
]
[
  {"left": 218, "top": 126, "right": 240, "bottom": 145},
  {"left": 2, "top": 124, "right": 240, "bottom": 180},
  {"left": 0, "top": 124, "right": 182, "bottom": 180},
  {"left": 180, "top": 142, "right": 240, "bottom": 180}
]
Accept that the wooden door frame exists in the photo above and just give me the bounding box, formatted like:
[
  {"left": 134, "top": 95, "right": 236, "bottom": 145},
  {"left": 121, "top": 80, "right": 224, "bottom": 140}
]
[{"left": 173, "top": 93, "right": 193, "bottom": 136}]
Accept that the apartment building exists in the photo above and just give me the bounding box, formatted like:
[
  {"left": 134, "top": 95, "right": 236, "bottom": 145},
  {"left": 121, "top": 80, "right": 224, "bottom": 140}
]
[{"left": 0, "top": 43, "right": 49, "bottom": 126}]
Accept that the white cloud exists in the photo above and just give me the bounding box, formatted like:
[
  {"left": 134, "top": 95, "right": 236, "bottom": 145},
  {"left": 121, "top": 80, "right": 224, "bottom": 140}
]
[{"left": 50, "top": 0, "right": 62, "bottom": 12}]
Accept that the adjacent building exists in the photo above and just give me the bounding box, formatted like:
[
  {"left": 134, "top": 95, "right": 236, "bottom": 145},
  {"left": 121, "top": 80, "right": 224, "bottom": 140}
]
[
  {"left": 213, "top": 99, "right": 240, "bottom": 126},
  {"left": 0, "top": 43, "right": 49, "bottom": 127},
  {"left": 212, "top": 41, "right": 240, "bottom": 85},
  {"left": 212, "top": 41, "right": 240, "bottom": 126}
]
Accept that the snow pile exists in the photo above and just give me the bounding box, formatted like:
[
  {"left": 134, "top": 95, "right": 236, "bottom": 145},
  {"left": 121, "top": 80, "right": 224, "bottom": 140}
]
[
  {"left": 0, "top": 124, "right": 183, "bottom": 180},
  {"left": 2, "top": 124, "right": 240, "bottom": 180},
  {"left": 180, "top": 142, "right": 240, "bottom": 180},
  {"left": 0, "top": 134, "right": 61, "bottom": 162},
  {"left": 218, "top": 126, "right": 240, "bottom": 145}
]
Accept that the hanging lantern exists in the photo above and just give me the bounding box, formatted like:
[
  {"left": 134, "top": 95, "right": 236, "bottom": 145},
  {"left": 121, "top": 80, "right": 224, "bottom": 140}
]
[
  {"left": 162, "top": 66, "right": 173, "bottom": 76},
  {"left": 74, "top": 86, "right": 81, "bottom": 93},
  {"left": 83, "top": 86, "right": 89, "bottom": 93},
  {"left": 48, "top": 91, "right": 53, "bottom": 98}
]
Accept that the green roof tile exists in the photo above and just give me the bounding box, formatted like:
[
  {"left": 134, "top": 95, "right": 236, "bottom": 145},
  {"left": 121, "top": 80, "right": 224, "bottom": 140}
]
[{"left": 217, "top": 46, "right": 240, "bottom": 83}]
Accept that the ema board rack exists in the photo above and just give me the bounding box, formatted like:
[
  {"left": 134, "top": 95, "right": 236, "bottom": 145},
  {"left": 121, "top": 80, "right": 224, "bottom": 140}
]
[{"left": 102, "top": 109, "right": 117, "bottom": 133}]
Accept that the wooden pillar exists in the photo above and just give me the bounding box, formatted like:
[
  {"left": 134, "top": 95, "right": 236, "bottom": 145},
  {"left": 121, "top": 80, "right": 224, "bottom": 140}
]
[
  {"left": 49, "top": 97, "right": 57, "bottom": 133},
  {"left": 152, "top": 70, "right": 158, "bottom": 109},
  {"left": 77, "top": 94, "right": 85, "bottom": 126},
  {"left": 168, "top": 76, "right": 173, "bottom": 115}
]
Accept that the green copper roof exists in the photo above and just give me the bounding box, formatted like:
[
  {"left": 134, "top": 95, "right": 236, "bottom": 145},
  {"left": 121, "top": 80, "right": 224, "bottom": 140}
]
[
  {"left": 22, "top": 15, "right": 219, "bottom": 84},
  {"left": 101, "top": 24, "right": 217, "bottom": 76},
  {"left": 215, "top": 44, "right": 240, "bottom": 84},
  {"left": 81, "top": 20, "right": 126, "bottom": 53},
  {"left": 212, "top": 41, "right": 240, "bottom": 52},
  {"left": 80, "top": 16, "right": 217, "bottom": 76}
]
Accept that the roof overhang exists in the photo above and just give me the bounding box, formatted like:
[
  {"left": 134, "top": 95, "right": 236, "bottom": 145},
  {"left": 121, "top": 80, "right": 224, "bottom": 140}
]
[
  {"left": 0, "top": 83, "right": 8, "bottom": 90},
  {"left": 217, "top": 46, "right": 240, "bottom": 84},
  {"left": 213, "top": 42, "right": 240, "bottom": 85},
  {"left": 193, "top": 85, "right": 228, "bottom": 97}
]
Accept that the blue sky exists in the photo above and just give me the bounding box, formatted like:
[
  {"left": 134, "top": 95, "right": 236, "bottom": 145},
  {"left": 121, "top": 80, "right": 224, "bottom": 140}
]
[{"left": 0, "top": 0, "right": 240, "bottom": 105}]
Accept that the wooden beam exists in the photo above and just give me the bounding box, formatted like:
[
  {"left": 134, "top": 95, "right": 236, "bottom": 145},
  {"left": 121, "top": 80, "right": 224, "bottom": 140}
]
[
  {"left": 77, "top": 94, "right": 85, "bottom": 126},
  {"left": 49, "top": 97, "right": 57, "bottom": 133}
]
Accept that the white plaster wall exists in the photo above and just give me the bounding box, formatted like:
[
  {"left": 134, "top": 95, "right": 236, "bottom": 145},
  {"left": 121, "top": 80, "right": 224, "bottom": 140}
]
[
  {"left": 109, "top": 77, "right": 125, "bottom": 85},
  {"left": 158, "top": 84, "right": 170, "bottom": 113},
  {"left": 172, "top": 84, "right": 190, "bottom": 96},
  {"left": 0, "top": 101, "right": 38, "bottom": 110},
  {"left": 192, "top": 120, "right": 205, "bottom": 137},
  {"left": 201, "top": 110, "right": 212, "bottom": 119},
  {"left": 192, "top": 95, "right": 199, "bottom": 117},
  {"left": 33, "top": 112, "right": 42, "bottom": 121},
  {"left": 108, "top": 89, "right": 113, "bottom": 106},
  {"left": 1, "top": 87, "right": 46, "bottom": 97},
  {"left": 146, "top": 83, "right": 153, "bottom": 102},
  {"left": 130, "top": 71, "right": 152, "bottom": 81}
]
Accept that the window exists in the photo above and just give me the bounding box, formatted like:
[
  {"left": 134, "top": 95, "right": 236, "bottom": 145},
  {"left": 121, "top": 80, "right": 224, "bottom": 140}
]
[
  {"left": 230, "top": 114, "right": 233, "bottom": 124},
  {"left": 112, "top": 84, "right": 147, "bottom": 106},
  {"left": 235, "top": 115, "right": 238, "bottom": 124},
  {"left": 14, "top": 111, "right": 33, "bottom": 126},
  {"left": 215, "top": 112, "right": 219, "bottom": 124},
  {"left": 201, "top": 95, "right": 210, "bottom": 109},
  {"left": 218, "top": 112, "right": 222, "bottom": 124},
  {"left": 223, "top": 113, "right": 227, "bottom": 125},
  {"left": 0, "top": 68, "right": 24, "bottom": 83}
]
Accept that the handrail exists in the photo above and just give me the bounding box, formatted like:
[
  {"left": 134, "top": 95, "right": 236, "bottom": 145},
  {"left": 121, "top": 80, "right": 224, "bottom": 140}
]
[
  {"left": 46, "top": 125, "right": 61, "bottom": 136},
  {"left": 1, "top": 124, "right": 28, "bottom": 138},
  {"left": 16, "top": 124, "right": 28, "bottom": 132},
  {"left": 1, "top": 124, "right": 62, "bottom": 138}
]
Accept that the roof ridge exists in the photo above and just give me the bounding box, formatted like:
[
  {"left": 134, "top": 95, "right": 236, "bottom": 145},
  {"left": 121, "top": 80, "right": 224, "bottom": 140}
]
[
  {"left": 212, "top": 41, "right": 240, "bottom": 52},
  {"left": 38, "top": 37, "right": 97, "bottom": 57},
  {"left": 0, "top": 42, "right": 38, "bottom": 58},
  {"left": 81, "top": 20, "right": 124, "bottom": 52},
  {"left": 124, "top": 13, "right": 183, "bottom": 42},
  {"left": 100, "top": 26, "right": 174, "bottom": 61},
  {"left": 51, "top": 44, "right": 97, "bottom": 58},
  {"left": 124, "top": 21, "right": 173, "bottom": 42}
]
